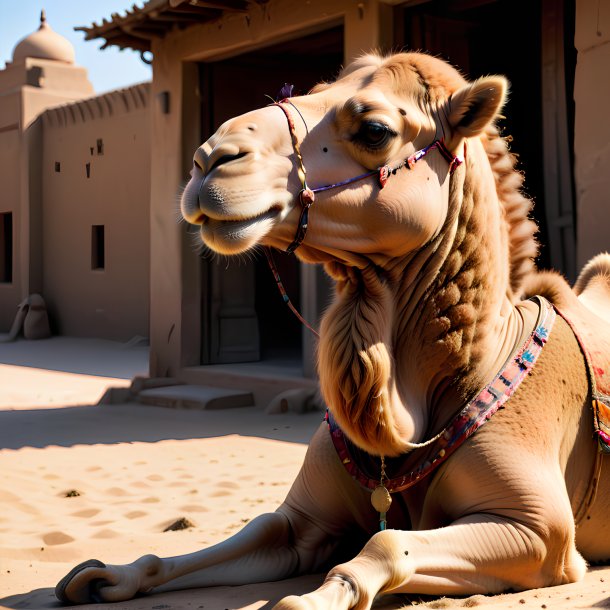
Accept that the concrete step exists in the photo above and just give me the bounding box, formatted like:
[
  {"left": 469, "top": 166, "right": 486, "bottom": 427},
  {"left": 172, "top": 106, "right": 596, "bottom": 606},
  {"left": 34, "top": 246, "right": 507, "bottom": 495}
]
[{"left": 137, "top": 384, "right": 254, "bottom": 410}]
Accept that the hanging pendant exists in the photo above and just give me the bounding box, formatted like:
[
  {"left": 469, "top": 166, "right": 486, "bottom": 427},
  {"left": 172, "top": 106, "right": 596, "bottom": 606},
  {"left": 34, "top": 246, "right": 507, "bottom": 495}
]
[
  {"left": 371, "top": 484, "right": 392, "bottom": 530},
  {"left": 371, "top": 456, "right": 392, "bottom": 530}
]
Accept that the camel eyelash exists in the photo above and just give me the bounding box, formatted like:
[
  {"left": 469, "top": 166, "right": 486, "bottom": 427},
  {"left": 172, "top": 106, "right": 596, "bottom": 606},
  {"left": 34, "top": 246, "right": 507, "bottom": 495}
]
[{"left": 351, "top": 120, "right": 397, "bottom": 151}]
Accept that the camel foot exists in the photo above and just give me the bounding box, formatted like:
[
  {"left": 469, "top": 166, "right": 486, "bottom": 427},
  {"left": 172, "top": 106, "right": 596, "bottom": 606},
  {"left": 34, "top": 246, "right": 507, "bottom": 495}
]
[{"left": 55, "top": 559, "right": 109, "bottom": 604}]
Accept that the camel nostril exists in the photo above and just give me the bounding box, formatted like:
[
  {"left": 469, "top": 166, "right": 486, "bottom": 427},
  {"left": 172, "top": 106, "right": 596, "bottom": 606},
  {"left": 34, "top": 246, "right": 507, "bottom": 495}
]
[
  {"left": 208, "top": 151, "right": 248, "bottom": 174},
  {"left": 188, "top": 212, "right": 207, "bottom": 226}
]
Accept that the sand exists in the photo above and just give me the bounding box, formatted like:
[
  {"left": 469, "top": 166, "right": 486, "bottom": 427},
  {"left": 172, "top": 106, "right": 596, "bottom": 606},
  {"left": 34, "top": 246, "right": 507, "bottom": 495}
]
[{"left": 0, "top": 339, "right": 608, "bottom": 609}]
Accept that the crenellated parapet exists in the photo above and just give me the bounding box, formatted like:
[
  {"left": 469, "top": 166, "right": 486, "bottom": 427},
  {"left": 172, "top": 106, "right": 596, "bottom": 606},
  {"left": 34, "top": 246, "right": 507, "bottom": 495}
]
[{"left": 42, "top": 82, "right": 150, "bottom": 128}]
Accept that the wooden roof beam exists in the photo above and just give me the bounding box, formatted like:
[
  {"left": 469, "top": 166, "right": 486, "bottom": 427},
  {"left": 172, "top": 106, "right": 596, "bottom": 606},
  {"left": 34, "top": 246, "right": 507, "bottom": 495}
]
[{"left": 169, "top": 0, "right": 248, "bottom": 12}]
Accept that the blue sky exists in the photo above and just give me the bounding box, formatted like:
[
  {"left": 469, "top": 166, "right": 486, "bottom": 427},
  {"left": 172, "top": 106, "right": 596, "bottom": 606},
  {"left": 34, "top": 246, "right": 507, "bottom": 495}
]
[{"left": 0, "top": 0, "right": 152, "bottom": 94}]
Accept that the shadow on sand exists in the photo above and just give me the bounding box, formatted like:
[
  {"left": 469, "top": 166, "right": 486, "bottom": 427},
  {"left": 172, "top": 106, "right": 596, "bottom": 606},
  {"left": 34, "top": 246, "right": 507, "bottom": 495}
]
[
  {"left": 0, "top": 575, "right": 331, "bottom": 610},
  {"left": 0, "top": 402, "right": 323, "bottom": 450}
]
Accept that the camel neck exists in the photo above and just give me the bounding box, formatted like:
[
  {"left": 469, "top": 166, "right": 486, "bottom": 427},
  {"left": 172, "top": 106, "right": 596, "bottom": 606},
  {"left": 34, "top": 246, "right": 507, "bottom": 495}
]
[
  {"left": 384, "top": 147, "right": 535, "bottom": 442},
  {"left": 316, "top": 140, "right": 536, "bottom": 455}
]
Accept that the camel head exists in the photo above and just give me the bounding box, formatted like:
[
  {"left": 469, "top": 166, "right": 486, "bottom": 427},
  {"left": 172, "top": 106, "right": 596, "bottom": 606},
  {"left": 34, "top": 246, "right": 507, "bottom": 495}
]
[
  {"left": 181, "top": 52, "right": 507, "bottom": 270},
  {"left": 181, "top": 53, "right": 516, "bottom": 456}
]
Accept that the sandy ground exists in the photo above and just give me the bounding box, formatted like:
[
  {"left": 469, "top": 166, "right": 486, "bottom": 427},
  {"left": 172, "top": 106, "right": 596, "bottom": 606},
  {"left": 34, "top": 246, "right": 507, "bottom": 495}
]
[{"left": 1, "top": 338, "right": 609, "bottom": 610}]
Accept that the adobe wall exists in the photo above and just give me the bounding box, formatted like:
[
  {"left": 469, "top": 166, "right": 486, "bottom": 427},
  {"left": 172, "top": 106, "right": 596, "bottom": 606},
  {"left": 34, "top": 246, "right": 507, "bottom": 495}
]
[
  {"left": 574, "top": 0, "right": 610, "bottom": 268},
  {"left": 0, "top": 78, "right": 24, "bottom": 331},
  {"left": 41, "top": 84, "right": 151, "bottom": 341},
  {"left": 148, "top": 0, "right": 390, "bottom": 377},
  {"left": 0, "top": 127, "right": 21, "bottom": 330},
  {"left": 0, "top": 57, "right": 97, "bottom": 333}
]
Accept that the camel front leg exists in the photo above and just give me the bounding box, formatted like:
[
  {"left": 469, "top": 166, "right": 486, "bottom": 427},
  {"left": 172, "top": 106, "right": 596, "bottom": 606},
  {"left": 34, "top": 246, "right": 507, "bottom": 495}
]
[
  {"left": 56, "top": 424, "right": 363, "bottom": 605},
  {"left": 274, "top": 512, "right": 587, "bottom": 610},
  {"left": 56, "top": 510, "right": 305, "bottom": 604}
]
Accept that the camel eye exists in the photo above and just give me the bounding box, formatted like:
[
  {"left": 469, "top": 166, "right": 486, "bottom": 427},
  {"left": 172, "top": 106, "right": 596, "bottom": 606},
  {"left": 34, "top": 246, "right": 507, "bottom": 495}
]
[{"left": 356, "top": 121, "right": 395, "bottom": 149}]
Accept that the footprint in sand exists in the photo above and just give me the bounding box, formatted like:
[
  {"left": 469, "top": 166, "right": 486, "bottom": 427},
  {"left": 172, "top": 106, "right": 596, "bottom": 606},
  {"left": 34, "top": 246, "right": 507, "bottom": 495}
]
[
  {"left": 168, "top": 482, "right": 188, "bottom": 488},
  {"left": 125, "top": 510, "right": 147, "bottom": 520},
  {"left": 71, "top": 508, "right": 100, "bottom": 519},
  {"left": 86, "top": 466, "right": 103, "bottom": 472},
  {"left": 0, "top": 490, "right": 26, "bottom": 503},
  {"left": 179, "top": 505, "right": 209, "bottom": 513},
  {"left": 210, "top": 490, "right": 232, "bottom": 498},
  {"left": 147, "top": 474, "right": 164, "bottom": 481},
  {"left": 105, "top": 487, "right": 129, "bottom": 496},
  {"left": 10, "top": 500, "right": 40, "bottom": 516},
  {"left": 43, "top": 474, "right": 60, "bottom": 480},
  {"left": 43, "top": 531, "right": 75, "bottom": 545},
  {"left": 216, "top": 481, "right": 239, "bottom": 490},
  {"left": 92, "top": 529, "right": 120, "bottom": 539},
  {"left": 131, "top": 481, "right": 151, "bottom": 489},
  {"left": 90, "top": 520, "right": 114, "bottom": 527},
  {"left": 142, "top": 497, "right": 160, "bottom": 504}
]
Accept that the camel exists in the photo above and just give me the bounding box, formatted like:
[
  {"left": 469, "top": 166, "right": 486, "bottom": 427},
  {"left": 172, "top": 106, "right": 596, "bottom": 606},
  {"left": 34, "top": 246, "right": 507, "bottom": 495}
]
[{"left": 56, "top": 52, "right": 610, "bottom": 609}]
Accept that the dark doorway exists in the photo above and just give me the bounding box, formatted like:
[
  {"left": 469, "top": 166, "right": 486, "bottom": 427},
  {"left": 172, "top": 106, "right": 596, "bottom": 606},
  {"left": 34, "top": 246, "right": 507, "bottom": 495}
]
[
  {"left": 0, "top": 212, "right": 13, "bottom": 283},
  {"left": 394, "top": 0, "right": 576, "bottom": 273},
  {"left": 198, "top": 26, "right": 343, "bottom": 364}
]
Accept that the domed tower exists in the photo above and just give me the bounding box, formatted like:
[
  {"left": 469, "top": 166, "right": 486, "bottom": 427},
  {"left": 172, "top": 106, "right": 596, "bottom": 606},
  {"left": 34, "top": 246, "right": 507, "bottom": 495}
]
[
  {"left": 2, "top": 10, "right": 94, "bottom": 122},
  {"left": 12, "top": 10, "right": 76, "bottom": 65},
  {"left": 0, "top": 11, "right": 93, "bottom": 331}
]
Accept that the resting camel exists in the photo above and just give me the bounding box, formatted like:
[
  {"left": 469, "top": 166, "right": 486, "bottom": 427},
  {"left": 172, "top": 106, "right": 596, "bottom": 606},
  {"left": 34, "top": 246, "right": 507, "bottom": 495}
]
[{"left": 56, "top": 52, "right": 610, "bottom": 609}]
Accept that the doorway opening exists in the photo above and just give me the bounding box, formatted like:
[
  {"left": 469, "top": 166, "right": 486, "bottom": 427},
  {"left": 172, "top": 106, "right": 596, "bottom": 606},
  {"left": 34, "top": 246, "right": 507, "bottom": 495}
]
[{"left": 198, "top": 26, "right": 343, "bottom": 365}]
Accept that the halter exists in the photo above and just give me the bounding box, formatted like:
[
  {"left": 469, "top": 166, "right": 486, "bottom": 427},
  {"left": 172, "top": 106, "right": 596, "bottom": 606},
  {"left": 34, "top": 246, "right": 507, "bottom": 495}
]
[
  {"left": 266, "top": 98, "right": 465, "bottom": 339},
  {"left": 273, "top": 99, "right": 465, "bottom": 254}
]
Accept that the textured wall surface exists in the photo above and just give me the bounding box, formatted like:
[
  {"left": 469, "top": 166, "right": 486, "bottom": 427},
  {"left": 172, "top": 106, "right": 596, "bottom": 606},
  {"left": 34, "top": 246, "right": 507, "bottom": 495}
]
[{"left": 574, "top": 0, "right": 610, "bottom": 267}]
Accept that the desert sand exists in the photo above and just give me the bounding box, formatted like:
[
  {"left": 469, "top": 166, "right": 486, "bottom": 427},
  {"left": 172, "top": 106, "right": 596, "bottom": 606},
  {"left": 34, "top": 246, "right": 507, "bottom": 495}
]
[{"left": 0, "top": 338, "right": 608, "bottom": 610}]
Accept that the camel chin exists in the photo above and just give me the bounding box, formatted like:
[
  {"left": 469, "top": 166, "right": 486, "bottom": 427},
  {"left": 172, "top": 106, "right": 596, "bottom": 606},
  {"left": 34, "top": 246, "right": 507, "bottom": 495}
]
[{"left": 199, "top": 206, "right": 281, "bottom": 255}]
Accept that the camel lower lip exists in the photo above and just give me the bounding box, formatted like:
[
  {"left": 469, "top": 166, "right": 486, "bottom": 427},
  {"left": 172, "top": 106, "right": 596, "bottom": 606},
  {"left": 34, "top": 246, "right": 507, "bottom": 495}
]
[
  {"left": 203, "top": 206, "right": 281, "bottom": 231},
  {"left": 200, "top": 206, "right": 282, "bottom": 249}
]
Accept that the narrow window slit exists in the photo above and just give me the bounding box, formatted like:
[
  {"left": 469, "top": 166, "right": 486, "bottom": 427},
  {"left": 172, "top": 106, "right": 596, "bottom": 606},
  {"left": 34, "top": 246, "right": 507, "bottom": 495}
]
[{"left": 91, "top": 225, "right": 105, "bottom": 270}]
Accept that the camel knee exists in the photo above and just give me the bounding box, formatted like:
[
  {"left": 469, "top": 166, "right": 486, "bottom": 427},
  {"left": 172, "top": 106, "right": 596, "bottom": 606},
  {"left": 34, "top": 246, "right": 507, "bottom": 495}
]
[{"left": 522, "top": 517, "right": 585, "bottom": 588}]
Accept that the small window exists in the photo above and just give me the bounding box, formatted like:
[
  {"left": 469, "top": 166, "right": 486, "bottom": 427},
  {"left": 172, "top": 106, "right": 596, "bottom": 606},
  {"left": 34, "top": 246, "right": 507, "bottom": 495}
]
[
  {"left": 97, "top": 139, "right": 104, "bottom": 155},
  {"left": 91, "top": 225, "right": 105, "bottom": 270},
  {"left": 86, "top": 162, "right": 91, "bottom": 178},
  {"left": 0, "top": 212, "right": 13, "bottom": 283},
  {"left": 55, "top": 161, "right": 61, "bottom": 172}
]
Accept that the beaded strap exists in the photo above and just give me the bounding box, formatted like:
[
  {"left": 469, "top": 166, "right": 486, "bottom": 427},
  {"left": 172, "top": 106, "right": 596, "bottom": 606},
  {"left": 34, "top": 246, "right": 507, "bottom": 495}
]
[{"left": 327, "top": 296, "right": 556, "bottom": 493}]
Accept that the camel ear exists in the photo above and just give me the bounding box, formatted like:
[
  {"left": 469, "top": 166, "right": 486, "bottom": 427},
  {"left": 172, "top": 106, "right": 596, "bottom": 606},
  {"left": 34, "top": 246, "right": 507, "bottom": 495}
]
[{"left": 447, "top": 76, "right": 508, "bottom": 137}]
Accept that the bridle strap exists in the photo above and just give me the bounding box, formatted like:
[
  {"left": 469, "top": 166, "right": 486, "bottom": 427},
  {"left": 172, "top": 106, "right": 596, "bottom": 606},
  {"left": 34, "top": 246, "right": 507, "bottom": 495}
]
[
  {"left": 264, "top": 248, "right": 320, "bottom": 338},
  {"left": 273, "top": 101, "right": 315, "bottom": 254},
  {"left": 266, "top": 99, "right": 465, "bottom": 338}
]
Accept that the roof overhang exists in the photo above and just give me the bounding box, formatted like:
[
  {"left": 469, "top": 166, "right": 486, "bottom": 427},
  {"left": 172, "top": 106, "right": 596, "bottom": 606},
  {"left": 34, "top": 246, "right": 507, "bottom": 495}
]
[{"left": 75, "top": 0, "right": 257, "bottom": 60}]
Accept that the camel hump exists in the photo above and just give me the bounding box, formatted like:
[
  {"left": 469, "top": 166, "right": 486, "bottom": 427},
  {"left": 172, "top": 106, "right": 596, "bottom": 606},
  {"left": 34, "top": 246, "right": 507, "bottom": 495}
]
[{"left": 574, "top": 253, "right": 610, "bottom": 326}]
